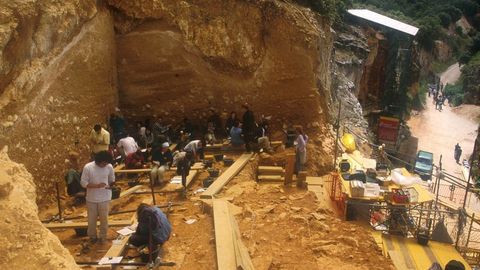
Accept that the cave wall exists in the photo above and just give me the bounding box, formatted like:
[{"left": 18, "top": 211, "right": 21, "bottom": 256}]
[
  {"left": 109, "top": 0, "right": 333, "bottom": 132},
  {"left": 0, "top": 2, "right": 118, "bottom": 203}
]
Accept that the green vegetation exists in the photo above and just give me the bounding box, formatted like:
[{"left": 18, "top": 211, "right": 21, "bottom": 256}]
[
  {"left": 461, "top": 52, "right": 480, "bottom": 104},
  {"left": 411, "top": 80, "right": 429, "bottom": 110},
  {"left": 444, "top": 81, "right": 464, "bottom": 106},
  {"left": 294, "top": 0, "right": 352, "bottom": 23},
  {"left": 352, "top": 0, "right": 479, "bottom": 51}
]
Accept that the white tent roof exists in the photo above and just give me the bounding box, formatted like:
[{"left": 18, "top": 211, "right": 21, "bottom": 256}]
[{"left": 348, "top": 9, "right": 419, "bottom": 36}]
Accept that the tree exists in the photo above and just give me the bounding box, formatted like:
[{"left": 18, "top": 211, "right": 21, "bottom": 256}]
[{"left": 438, "top": 12, "right": 452, "bottom": 28}]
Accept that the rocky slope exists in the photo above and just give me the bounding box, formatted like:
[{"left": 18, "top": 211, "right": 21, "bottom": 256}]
[
  {"left": 0, "top": 147, "right": 79, "bottom": 269},
  {"left": 0, "top": 1, "right": 118, "bottom": 202}
]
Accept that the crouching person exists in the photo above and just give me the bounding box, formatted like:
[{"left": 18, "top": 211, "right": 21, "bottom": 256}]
[
  {"left": 150, "top": 142, "right": 173, "bottom": 185},
  {"left": 129, "top": 203, "right": 172, "bottom": 257},
  {"left": 80, "top": 151, "right": 115, "bottom": 244}
]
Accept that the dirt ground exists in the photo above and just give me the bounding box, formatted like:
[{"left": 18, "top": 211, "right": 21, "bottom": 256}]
[{"left": 40, "top": 148, "right": 394, "bottom": 270}]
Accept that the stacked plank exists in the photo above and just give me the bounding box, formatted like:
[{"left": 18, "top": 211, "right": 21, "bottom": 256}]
[
  {"left": 213, "top": 200, "right": 254, "bottom": 270},
  {"left": 256, "top": 166, "right": 285, "bottom": 182}
]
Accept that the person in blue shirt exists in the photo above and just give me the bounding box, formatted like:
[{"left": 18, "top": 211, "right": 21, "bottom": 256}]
[
  {"left": 230, "top": 120, "right": 244, "bottom": 147},
  {"left": 129, "top": 203, "right": 172, "bottom": 248}
]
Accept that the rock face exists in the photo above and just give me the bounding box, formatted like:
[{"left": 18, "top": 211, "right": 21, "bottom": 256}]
[
  {"left": 108, "top": 0, "right": 333, "bottom": 132},
  {"left": 0, "top": 2, "right": 118, "bottom": 202},
  {"left": 0, "top": 148, "right": 79, "bottom": 269}
]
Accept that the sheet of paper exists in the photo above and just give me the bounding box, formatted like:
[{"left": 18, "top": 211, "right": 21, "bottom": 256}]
[
  {"left": 185, "top": 219, "right": 197, "bottom": 225},
  {"left": 98, "top": 256, "right": 123, "bottom": 265},
  {"left": 116, "top": 227, "right": 135, "bottom": 236}
]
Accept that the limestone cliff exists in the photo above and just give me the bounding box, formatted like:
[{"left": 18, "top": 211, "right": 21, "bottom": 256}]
[
  {"left": 108, "top": 0, "right": 332, "bottom": 130},
  {"left": 0, "top": 148, "right": 79, "bottom": 269},
  {"left": 108, "top": 0, "right": 335, "bottom": 171},
  {"left": 0, "top": 2, "right": 118, "bottom": 202}
]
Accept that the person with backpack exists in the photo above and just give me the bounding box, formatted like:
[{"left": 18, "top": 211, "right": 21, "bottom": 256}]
[
  {"left": 129, "top": 203, "right": 172, "bottom": 250},
  {"left": 294, "top": 126, "right": 308, "bottom": 174}
]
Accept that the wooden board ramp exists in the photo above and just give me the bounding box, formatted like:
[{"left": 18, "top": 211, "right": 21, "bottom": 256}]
[
  {"left": 200, "top": 153, "right": 253, "bottom": 199},
  {"left": 213, "top": 200, "right": 254, "bottom": 270}
]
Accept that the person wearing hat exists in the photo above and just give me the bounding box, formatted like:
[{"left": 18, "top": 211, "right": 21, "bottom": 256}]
[{"left": 150, "top": 142, "right": 173, "bottom": 185}]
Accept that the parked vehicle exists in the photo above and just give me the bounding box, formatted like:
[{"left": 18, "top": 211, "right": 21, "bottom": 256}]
[{"left": 414, "top": 150, "right": 434, "bottom": 180}]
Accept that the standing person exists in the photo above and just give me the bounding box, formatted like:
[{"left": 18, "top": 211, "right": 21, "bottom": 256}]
[
  {"left": 241, "top": 103, "right": 256, "bottom": 152},
  {"left": 151, "top": 142, "right": 173, "bottom": 185},
  {"left": 225, "top": 111, "right": 238, "bottom": 136},
  {"left": 183, "top": 139, "right": 203, "bottom": 161},
  {"left": 454, "top": 143, "right": 462, "bottom": 164},
  {"left": 129, "top": 203, "right": 171, "bottom": 251},
  {"left": 90, "top": 124, "right": 110, "bottom": 156},
  {"left": 117, "top": 134, "right": 139, "bottom": 158},
  {"left": 294, "top": 126, "right": 308, "bottom": 174},
  {"left": 80, "top": 151, "right": 115, "bottom": 244},
  {"left": 109, "top": 112, "right": 126, "bottom": 143}
]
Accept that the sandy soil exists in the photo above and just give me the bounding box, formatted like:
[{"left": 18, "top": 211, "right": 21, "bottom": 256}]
[{"left": 440, "top": 63, "right": 461, "bottom": 86}]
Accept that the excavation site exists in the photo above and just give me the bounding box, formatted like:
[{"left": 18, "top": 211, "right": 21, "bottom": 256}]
[{"left": 2, "top": 0, "right": 480, "bottom": 269}]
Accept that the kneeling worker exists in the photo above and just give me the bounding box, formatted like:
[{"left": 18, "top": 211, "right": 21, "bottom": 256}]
[
  {"left": 129, "top": 203, "right": 172, "bottom": 254},
  {"left": 80, "top": 151, "right": 115, "bottom": 244}
]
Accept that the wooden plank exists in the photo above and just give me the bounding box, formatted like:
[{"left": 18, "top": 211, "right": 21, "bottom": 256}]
[
  {"left": 118, "top": 185, "right": 144, "bottom": 198},
  {"left": 104, "top": 235, "right": 130, "bottom": 258},
  {"left": 258, "top": 166, "right": 284, "bottom": 175},
  {"left": 257, "top": 175, "right": 284, "bottom": 182},
  {"left": 306, "top": 176, "right": 323, "bottom": 186},
  {"left": 213, "top": 200, "right": 237, "bottom": 270},
  {"left": 271, "top": 141, "right": 282, "bottom": 147},
  {"left": 200, "top": 153, "right": 253, "bottom": 198},
  {"left": 185, "top": 170, "right": 199, "bottom": 187},
  {"left": 45, "top": 220, "right": 132, "bottom": 229},
  {"left": 284, "top": 153, "right": 295, "bottom": 185},
  {"left": 114, "top": 168, "right": 151, "bottom": 174},
  {"left": 388, "top": 250, "right": 413, "bottom": 270},
  {"left": 230, "top": 207, "right": 254, "bottom": 270},
  {"left": 168, "top": 143, "right": 177, "bottom": 151}
]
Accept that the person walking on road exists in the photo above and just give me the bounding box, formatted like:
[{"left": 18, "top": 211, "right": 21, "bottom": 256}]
[{"left": 454, "top": 143, "right": 462, "bottom": 164}]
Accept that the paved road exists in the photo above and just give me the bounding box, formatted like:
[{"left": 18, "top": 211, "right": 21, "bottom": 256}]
[{"left": 407, "top": 63, "right": 479, "bottom": 210}]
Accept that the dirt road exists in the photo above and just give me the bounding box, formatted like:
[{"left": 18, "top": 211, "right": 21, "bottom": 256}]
[
  {"left": 440, "top": 62, "right": 461, "bottom": 86},
  {"left": 407, "top": 62, "right": 480, "bottom": 210}
]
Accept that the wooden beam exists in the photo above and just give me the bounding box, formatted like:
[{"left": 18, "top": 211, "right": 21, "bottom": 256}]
[
  {"left": 258, "top": 166, "right": 284, "bottom": 175},
  {"left": 257, "top": 175, "right": 284, "bottom": 182},
  {"left": 213, "top": 200, "right": 237, "bottom": 270},
  {"left": 114, "top": 168, "right": 151, "bottom": 174},
  {"left": 45, "top": 220, "right": 132, "bottom": 229},
  {"left": 185, "top": 170, "right": 199, "bottom": 187},
  {"left": 200, "top": 153, "right": 253, "bottom": 199},
  {"left": 118, "top": 185, "right": 144, "bottom": 198},
  {"left": 306, "top": 176, "right": 323, "bottom": 186},
  {"left": 284, "top": 153, "right": 295, "bottom": 185},
  {"left": 213, "top": 200, "right": 254, "bottom": 270},
  {"left": 271, "top": 140, "right": 283, "bottom": 147}
]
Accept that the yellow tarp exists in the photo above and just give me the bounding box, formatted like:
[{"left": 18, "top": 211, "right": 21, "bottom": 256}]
[{"left": 372, "top": 231, "right": 472, "bottom": 270}]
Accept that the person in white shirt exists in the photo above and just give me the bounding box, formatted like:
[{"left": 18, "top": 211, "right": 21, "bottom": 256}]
[
  {"left": 117, "top": 134, "right": 139, "bottom": 157},
  {"left": 183, "top": 139, "right": 203, "bottom": 161},
  {"left": 90, "top": 124, "right": 110, "bottom": 154},
  {"left": 80, "top": 151, "right": 115, "bottom": 243},
  {"left": 294, "top": 126, "right": 308, "bottom": 173}
]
